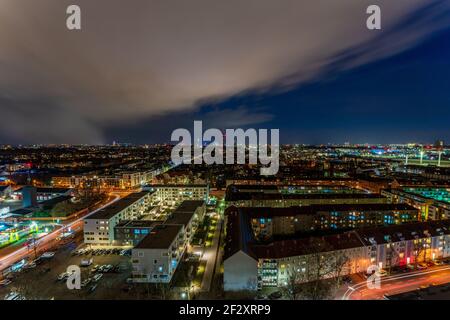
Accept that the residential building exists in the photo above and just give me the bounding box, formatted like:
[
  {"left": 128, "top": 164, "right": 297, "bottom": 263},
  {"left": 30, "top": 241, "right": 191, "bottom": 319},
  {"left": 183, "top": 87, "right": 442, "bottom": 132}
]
[
  {"left": 83, "top": 191, "right": 153, "bottom": 245},
  {"left": 131, "top": 224, "right": 184, "bottom": 283}
]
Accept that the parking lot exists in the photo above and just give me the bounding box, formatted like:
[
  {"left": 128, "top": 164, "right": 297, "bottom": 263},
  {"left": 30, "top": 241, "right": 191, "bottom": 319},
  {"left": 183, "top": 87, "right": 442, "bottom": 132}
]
[{"left": 0, "top": 242, "right": 134, "bottom": 300}]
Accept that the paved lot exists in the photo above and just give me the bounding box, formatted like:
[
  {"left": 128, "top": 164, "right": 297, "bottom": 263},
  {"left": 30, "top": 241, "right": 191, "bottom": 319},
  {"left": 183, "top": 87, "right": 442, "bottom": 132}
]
[{"left": 0, "top": 241, "right": 133, "bottom": 300}]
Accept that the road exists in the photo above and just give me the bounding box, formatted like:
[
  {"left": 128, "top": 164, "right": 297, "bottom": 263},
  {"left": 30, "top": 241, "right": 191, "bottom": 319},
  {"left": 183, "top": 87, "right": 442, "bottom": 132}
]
[
  {"left": 0, "top": 193, "right": 121, "bottom": 275},
  {"left": 341, "top": 265, "right": 450, "bottom": 300},
  {"left": 200, "top": 217, "right": 222, "bottom": 292}
]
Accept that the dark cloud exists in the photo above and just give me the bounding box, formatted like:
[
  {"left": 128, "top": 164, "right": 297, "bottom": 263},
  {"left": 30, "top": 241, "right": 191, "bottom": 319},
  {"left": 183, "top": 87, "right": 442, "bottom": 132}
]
[{"left": 0, "top": 0, "right": 447, "bottom": 144}]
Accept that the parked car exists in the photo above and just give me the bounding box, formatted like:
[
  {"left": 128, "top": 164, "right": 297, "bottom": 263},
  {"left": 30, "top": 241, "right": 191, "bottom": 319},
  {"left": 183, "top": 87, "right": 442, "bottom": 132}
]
[
  {"left": 0, "top": 279, "right": 12, "bottom": 287},
  {"left": 88, "top": 284, "right": 98, "bottom": 293},
  {"left": 379, "top": 269, "right": 388, "bottom": 276},
  {"left": 418, "top": 263, "right": 428, "bottom": 270},
  {"left": 93, "top": 273, "right": 103, "bottom": 282},
  {"left": 57, "top": 272, "right": 69, "bottom": 281},
  {"left": 81, "top": 278, "right": 92, "bottom": 288},
  {"left": 40, "top": 252, "right": 55, "bottom": 259},
  {"left": 432, "top": 260, "right": 444, "bottom": 266},
  {"left": 80, "top": 258, "right": 93, "bottom": 267},
  {"left": 105, "top": 264, "right": 113, "bottom": 272},
  {"left": 91, "top": 264, "right": 100, "bottom": 272}
]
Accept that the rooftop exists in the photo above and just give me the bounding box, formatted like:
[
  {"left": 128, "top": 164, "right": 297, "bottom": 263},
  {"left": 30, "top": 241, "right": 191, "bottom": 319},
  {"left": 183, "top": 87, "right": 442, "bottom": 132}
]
[
  {"left": 224, "top": 205, "right": 450, "bottom": 260},
  {"left": 134, "top": 224, "right": 182, "bottom": 249},
  {"left": 86, "top": 191, "right": 151, "bottom": 220},
  {"left": 164, "top": 200, "right": 204, "bottom": 227},
  {"left": 236, "top": 203, "right": 418, "bottom": 218}
]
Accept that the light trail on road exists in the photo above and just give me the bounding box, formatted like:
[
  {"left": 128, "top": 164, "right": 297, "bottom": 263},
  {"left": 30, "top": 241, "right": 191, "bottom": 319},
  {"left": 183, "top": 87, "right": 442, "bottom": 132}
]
[{"left": 342, "top": 265, "right": 450, "bottom": 300}]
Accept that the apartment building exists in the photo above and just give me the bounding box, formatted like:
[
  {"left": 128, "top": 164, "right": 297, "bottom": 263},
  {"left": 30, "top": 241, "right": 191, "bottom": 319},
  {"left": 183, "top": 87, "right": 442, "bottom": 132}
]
[
  {"left": 382, "top": 187, "right": 450, "bottom": 220},
  {"left": 131, "top": 224, "right": 184, "bottom": 283},
  {"left": 224, "top": 206, "right": 450, "bottom": 291},
  {"left": 130, "top": 200, "right": 206, "bottom": 283},
  {"left": 226, "top": 184, "right": 388, "bottom": 208},
  {"left": 53, "top": 169, "right": 162, "bottom": 190},
  {"left": 83, "top": 191, "right": 153, "bottom": 245},
  {"left": 239, "top": 203, "right": 419, "bottom": 240},
  {"left": 114, "top": 220, "right": 163, "bottom": 246},
  {"left": 164, "top": 200, "right": 206, "bottom": 244},
  {"left": 145, "top": 184, "right": 209, "bottom": 205}
]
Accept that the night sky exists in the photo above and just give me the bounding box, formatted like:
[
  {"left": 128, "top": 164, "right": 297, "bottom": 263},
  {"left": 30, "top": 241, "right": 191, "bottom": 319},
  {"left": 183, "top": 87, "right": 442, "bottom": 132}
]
[{"left": 1, "top": 0, "right": 449, "bottom": 145}]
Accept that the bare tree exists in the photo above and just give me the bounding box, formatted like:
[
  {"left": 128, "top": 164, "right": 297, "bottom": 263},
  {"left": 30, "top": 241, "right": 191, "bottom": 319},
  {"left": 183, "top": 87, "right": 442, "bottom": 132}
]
[{"left": 285, "top": 238, "right": 349, "bottom": 300}]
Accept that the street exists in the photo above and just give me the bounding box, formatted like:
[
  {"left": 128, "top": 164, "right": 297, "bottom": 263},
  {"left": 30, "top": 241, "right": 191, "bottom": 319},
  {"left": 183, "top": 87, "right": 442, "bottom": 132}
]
[
  {"left": 200, "top": 216, "right": 222, "bottom": 293},
  {"left": 341, "top": 265, "right": 450, "bottom": 300}
]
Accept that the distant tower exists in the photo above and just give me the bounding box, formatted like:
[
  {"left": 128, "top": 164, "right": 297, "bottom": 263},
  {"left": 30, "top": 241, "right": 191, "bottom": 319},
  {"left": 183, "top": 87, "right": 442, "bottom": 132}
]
[{"left": 22, "top": 186, "right": 38, "bottom": 208}]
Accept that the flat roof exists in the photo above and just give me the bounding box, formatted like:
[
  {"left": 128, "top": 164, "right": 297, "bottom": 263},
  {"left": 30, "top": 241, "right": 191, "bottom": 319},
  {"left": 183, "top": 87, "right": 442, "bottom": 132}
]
[
  {"left": 236, "top": 203, "right": 418, "bottom": 218},
  {"left": 164, "top": 200, "right": 204, "bottom": 227},
  {"left": 134, "top": 224, "right": 182, "bottom": 249},
  {"left": 87, "top": 191, "right": 150, "bottom": 220},
  {"left": 224, "top": 206, "right": 450, "bottom": 260}
]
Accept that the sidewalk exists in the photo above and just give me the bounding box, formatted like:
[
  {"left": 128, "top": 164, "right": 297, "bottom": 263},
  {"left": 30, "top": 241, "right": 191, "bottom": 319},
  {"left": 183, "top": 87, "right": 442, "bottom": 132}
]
[{"left": 200, "top": 218, "right": 222, "bottom": 292}]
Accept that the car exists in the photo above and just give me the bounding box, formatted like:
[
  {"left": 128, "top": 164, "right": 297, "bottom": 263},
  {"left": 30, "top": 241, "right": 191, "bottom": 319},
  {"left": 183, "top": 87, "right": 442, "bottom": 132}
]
[
  {"left": 93, "top": 273, "right": 103, "bottom": 282},
  {"left": 57, "top": 272, "right": 69, "bottom": 281},
  {"left": 120, "top": 249, "right": 127, "bottom": 256},
  {"left": 255, "top": 294, "right": 268, "bottom": 300},
  {"left": 4, "top": 292, "right": 23, "bottom": 300},
  {"left": 91, "top": 264, "right": 100, "bottom": 272},
  {"left": 418, "top": 263, "right": 428, "bottom": 270},
  {"left": 268, "top": 291, "right": 282, "bottom": 300},
  {"left": 378, "top": 269, "right": 388, "bottom": 276},
  {"left": 88, "top": 284, "right": 98, "bottom": 293},
  {"left": 0, "top": 279, "right": 12, "bottom": 287},
  {"left": 433, "top": 260, "right": 444, "bottom": 266},
  {"left": 40, "top": 252, "right": 55, "bottom": 259},
  {"left": 104, "top": 264, "right": 114, "bottom": 272},
  {"left": 81, "top": 278, "right": 92, "bottom": 288},
  {"left": 80, "top": 258, "right": 93, "bottom": 267}
]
